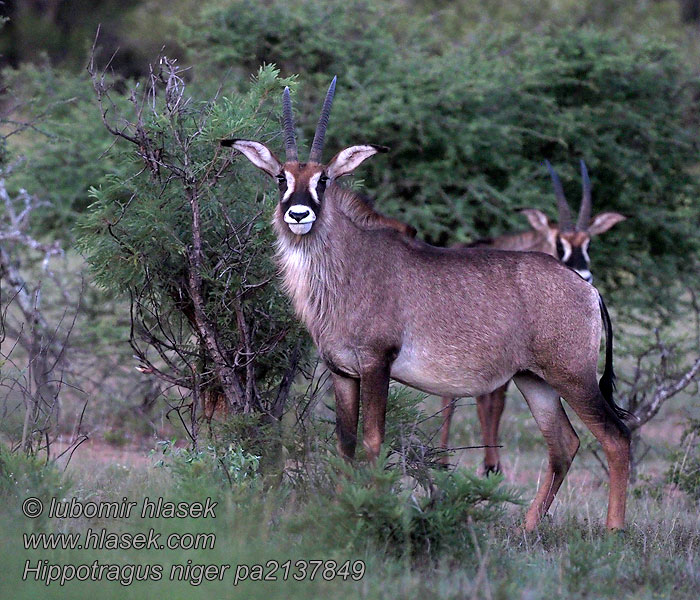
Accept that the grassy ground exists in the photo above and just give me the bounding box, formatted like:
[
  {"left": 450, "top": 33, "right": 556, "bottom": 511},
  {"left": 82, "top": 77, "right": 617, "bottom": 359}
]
[{"left": 1, "top": 389, "right": 698, "bottom": 600}]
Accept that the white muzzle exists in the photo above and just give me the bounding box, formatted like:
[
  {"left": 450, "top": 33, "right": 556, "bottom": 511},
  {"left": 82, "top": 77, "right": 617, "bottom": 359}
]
[
  {"left": 284, "top": 204, "right": 316, "bottom": 235},
  {"left": 575, "top": 269, "right": 593, "bottom": 283}
]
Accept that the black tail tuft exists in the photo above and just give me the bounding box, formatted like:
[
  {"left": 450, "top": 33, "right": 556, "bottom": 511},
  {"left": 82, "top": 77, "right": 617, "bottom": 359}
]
[{"left": 598, "top": 293, "right": 633, "bottom": 431}]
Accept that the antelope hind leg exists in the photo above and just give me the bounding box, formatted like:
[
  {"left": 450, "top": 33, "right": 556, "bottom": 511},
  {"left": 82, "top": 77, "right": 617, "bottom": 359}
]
[
  {"left": 439, "top": 396, "right": 456, "bottom": 465},
  {"left": 476, "top": 382, "right": 509, "bottom": 475},
  {"left": 559, "top": 383, "right": 630, "bottom": 530},
  {"left": 513, "top": 372, "right": 580, "bottom": 531}
]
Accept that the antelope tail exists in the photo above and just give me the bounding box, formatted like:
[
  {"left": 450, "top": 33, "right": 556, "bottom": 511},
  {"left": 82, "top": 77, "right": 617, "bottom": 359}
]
[{"left": 597, "top": 292, "right": 632, "bottom": 432}]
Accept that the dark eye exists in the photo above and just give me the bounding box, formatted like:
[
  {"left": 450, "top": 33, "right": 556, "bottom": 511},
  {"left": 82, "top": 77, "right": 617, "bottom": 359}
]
[
  {"left": 276, "top": 174, "right": 287, "bottom": 188},
  {"left": 319, "top": 174, "right": 329, "bottom": 187}
]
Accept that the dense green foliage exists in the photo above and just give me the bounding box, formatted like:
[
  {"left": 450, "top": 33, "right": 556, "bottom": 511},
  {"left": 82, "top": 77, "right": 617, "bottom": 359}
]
[
  {"left": 3, "top": 64, "right": 124, "bottom": 234},
  {"left": 0, "top": 0, "right": 172, "bottom": 75},
  {"left": 187, "top": 0, "right": 700, "bottom": 320}
]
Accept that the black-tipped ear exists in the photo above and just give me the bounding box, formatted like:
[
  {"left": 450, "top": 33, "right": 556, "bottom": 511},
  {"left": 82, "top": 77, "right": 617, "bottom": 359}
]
[
  {"left": 326, "top": 145, "right": 388, "bottom": 180},
  {"left": 221, "top": 139, "right": 282, "bottom": 177},
  {"left": 587, "top": 212, "right": 627, "bottom": 236}
]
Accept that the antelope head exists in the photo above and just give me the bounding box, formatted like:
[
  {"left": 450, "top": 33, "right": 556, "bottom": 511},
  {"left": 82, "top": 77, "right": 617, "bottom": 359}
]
[
  {"left": 221, "top": 78, "right": 387, "bottom": 236},
  {"left": 520, "top": 160, "right": 626, "bottom": 283}
]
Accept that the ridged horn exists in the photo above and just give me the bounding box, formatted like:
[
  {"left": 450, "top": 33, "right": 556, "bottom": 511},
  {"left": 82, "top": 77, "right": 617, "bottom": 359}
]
[
  {"left": 308, "top": 76, "right": 337, "bottom": 163},
  {"left": 282, "top": 87, "right": 298, "bottom": 162},
  {"left": 577, "top": 159, "right": 592, "bottom": 231},
  {"left": 545, "top": 160, "right": 573, "bottom": 231}
]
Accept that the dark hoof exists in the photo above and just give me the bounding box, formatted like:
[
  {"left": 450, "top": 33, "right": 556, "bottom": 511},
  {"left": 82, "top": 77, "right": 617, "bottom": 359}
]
[{"left": 483, "top": 463, "right": 501, "bottom": 477}]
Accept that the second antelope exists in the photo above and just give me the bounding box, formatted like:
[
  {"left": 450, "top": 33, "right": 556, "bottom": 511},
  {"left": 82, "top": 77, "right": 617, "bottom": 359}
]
[
  {"left": 440, "top": 161, "right": 626, "bottom": 473},
  {"left": 223, "top": 79, "right": 631, "bottom": 531}
]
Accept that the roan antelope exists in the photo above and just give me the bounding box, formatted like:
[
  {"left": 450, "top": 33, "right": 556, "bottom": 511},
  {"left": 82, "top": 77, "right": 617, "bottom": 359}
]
[
  {"left": 441, "top": 161, "right": 627, "bottom": 474},
  {"left": 222, "top": 79, "right": 631, "bottom": 531}
]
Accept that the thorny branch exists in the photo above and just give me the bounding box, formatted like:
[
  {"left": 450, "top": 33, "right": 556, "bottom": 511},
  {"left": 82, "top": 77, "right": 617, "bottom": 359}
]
[
  {"left": 87, "top": 40, "right": 305, "bottom": 444},
  {"left": 616, "top": 320, "right": 700, "bottom": 481},
  {"left": 624, "top": 329, "right": 700, "bottom": 432},
  {"left": 0, "top": 176, "right": 79, "bottom": 455}
]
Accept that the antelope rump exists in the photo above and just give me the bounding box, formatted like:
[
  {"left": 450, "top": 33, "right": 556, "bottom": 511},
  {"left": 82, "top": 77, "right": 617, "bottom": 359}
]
[{"left": 441, "top": 160, "right": 626, "bottom": 474}]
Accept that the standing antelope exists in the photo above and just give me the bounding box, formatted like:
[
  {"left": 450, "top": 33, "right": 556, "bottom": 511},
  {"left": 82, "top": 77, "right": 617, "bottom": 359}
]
[
  {"left": 441, "top": 162, "right": 626, "bottom": 473},
  {"left": 222, "top": 79, "right": 631, "bottom": 531}
]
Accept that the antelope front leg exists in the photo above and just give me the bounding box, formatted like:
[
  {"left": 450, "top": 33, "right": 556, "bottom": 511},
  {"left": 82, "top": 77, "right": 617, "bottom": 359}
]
[
  {"left": 360, "top": 365, "right": 390, "bottom": 462},
  {"left": 332, "top": 373, "right": 360, "bottom": 461}
]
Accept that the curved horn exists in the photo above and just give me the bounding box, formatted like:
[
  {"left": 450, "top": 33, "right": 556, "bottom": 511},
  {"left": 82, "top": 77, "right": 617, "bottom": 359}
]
[
  {"left": 308, "top": 76, "right": 337, "bottom": 163},
  {"left": 577, "top": 159, "right": 592, "bottom": 231},
  {"left": 545, "top": 160, "right": 573, "bottom": 231},
  {"left": 282, "top": 87, "right": 298, "bottom": 162}
]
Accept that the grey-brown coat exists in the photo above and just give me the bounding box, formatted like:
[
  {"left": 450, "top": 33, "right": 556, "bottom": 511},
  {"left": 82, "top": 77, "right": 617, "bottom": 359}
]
[{"left": 222, "top": 80, "right": 631, "bottom": 531}]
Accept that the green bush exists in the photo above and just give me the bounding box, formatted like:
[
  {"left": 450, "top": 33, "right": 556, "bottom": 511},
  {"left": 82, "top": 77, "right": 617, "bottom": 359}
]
[
  {"left": 77, "top": 64, "right": 310, "bottom": 428},
  {"left": 2, "top": 62, "right": 127, "bottom": 236},
  {"left": 296, "top": 450, "right": 521, "bottom": 561}
]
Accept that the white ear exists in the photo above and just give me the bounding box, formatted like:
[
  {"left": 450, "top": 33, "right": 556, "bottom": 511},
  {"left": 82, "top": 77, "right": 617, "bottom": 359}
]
[
  {"left": 588, "top": 212, "right": 626, "bottom": 236},
  {"left": 221, "top": 139, "right": 282, "bottom": 177},
  {"left": 519, "top": 209, "right": 552, "bottom": 234},
  {"left": 326, "top": 145, "right": 387, "bottom": 180}
]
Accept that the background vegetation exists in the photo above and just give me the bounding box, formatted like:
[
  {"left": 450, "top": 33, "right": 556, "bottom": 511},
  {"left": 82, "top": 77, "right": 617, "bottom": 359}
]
[{"left": 1, "top": 1, "right": 699, "bottom": 598}]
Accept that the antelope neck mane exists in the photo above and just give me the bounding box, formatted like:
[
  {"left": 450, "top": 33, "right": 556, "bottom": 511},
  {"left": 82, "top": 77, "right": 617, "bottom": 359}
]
[{"left": 333, "top": 187, "right": 397, "bottom": 231}]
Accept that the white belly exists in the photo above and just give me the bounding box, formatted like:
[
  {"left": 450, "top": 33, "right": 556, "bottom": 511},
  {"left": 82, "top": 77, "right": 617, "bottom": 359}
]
[{"left": 390, "top": 344, "right": 512, "bottom": 397}]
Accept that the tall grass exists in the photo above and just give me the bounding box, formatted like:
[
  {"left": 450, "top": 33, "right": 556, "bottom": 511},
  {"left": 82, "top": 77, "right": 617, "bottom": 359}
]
[{"left": 2, "top": 417, "right": 699, "bottom": 600}]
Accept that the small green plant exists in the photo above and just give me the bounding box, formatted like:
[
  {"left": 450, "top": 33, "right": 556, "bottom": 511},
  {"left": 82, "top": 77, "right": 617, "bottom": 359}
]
[
  {"left": 563, "top": 529, "right": 621, "bottom": 592},
  {"left": 631, "top": 473, "right": 666, "bottom": 502},
  {"left": 151, "top": 439, "right": 261, "bottom": 499},
  {"left": 0, "top": 447, "right": 71, "bottom": 517},
  {"left": 383, "top": 388, "right": 447, "bottom": 473}
]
